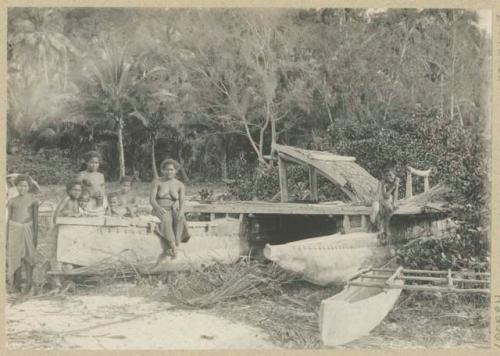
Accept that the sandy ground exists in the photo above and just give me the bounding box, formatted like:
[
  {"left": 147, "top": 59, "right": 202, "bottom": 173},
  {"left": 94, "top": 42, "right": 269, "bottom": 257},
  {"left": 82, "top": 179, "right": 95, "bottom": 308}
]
[{"left": 6, "top": 294, "right": 278, "bottom": 350}]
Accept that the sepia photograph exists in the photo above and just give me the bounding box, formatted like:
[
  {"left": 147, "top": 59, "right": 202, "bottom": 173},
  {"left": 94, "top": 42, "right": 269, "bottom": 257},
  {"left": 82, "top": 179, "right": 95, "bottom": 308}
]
[{"left": 4, "top": 6, "right": 492, "bottom": 350}]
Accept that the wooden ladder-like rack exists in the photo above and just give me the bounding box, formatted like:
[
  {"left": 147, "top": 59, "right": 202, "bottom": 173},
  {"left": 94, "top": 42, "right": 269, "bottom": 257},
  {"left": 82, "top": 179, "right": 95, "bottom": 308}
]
[{"left": 346, "top": 266, "right": 490, "bottom": 294}]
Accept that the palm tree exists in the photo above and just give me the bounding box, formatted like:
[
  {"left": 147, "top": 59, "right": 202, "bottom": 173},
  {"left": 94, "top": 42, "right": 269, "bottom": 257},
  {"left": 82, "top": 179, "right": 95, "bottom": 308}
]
[
  {"left": 75, "top": 38, "right": 135, "bottom": 178},
  {"left": 8, "top": 8, "right": 80, "bottom": 88}
]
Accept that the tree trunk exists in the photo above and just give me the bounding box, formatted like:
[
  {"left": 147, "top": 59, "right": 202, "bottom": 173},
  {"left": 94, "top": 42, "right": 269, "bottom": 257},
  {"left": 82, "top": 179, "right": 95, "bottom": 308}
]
[
  {"left": 220, "top": 143, "right": 228, "bottom": 180},
  {"left": 151, "top": 136, "right": 159, "bottom": 179},
  {"left": 117, "top": 118, "right": 126, "bottom": 179}
]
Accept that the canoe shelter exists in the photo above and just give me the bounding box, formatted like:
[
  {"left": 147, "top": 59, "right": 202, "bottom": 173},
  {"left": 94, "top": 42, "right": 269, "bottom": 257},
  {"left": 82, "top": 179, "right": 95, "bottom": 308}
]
[
  {"left": 272, "top": 143, "right": 379, "bottom": 204},
  {"left": 180, "top": 143, "right": 452, "bottom": 245}
]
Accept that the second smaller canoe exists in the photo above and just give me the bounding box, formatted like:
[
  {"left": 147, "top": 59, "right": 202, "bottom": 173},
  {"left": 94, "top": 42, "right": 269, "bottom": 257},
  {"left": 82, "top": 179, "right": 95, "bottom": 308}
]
[{"left": 319, "top": 272, "right": 403, "bottom": 346}]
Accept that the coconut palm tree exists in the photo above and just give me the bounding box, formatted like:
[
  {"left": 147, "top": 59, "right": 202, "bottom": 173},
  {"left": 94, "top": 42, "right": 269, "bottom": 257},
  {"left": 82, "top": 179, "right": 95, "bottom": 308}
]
[{"left": 74, "top": 38, "right": 136, "bottom": 179}]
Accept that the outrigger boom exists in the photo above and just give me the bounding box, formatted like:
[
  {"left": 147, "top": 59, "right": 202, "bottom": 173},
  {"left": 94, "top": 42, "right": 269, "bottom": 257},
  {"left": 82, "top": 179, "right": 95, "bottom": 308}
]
[{"left": 346, "top": 266, "right": 490, "bottom": 294}]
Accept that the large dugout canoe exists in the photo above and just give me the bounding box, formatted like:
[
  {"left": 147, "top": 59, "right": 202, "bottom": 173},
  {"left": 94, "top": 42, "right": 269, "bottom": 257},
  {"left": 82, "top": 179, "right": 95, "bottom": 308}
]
[
  {"left": 319, "top": 273, "right": 403, "bottom": 346},
  {"left": 263, "top": 232, "right": 390, "bottom": 285},
  {"left": 55, "top": 216, "right": 243, "bottom": 272}
]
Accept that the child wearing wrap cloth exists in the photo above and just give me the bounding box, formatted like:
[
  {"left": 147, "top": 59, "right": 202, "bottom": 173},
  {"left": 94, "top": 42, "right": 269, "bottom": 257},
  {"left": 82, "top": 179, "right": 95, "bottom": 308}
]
[
  {"left": 150, "top": 159, "right": 191, "bottom": 260},
  {"left": 7, "top": 174, "right": 39, "bottom": 293},
  {"left": 370, "top": 163, "right": 399, "bottom": 244}
]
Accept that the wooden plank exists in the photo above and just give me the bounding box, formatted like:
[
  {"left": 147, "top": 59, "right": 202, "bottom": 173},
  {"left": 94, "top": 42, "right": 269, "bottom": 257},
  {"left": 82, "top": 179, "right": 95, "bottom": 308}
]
[
  {"left": 273, "top": 143, "right": 355, "bottom": 162},
  {"left": 278, "top": 151, "right": 349, "bottom": 189},
  {"left": 278, "top": 155, "right": 288, "bottom": 203},
  {"left": 56, "top": 216, "right": 105, "bottom": 226},
  {"left": 46, "top": 200, "right": 443, "bottom": 219},
  {"left": 184, "top": 201, "right": 430, "bottom": 215},
  {"left": 309, "top": 167, "right": 318, "bottom": 201},
  {"left": 407, "top": 166, "right": 431, "bottom": 177}
]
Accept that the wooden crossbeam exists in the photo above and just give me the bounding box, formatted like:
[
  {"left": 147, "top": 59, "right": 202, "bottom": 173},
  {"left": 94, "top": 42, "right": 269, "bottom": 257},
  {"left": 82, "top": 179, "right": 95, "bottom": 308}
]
[
  {"left": 357, "top": 274, "right": 490, "bottom": 284},
  {"left": 347, "top": 281, "right": 490, "bottom": 294}
]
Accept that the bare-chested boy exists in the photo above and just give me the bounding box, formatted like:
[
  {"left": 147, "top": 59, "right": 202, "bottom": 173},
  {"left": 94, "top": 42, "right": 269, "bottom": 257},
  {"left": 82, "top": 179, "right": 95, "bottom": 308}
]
[
  {"left": 7, "top": 175, "right": 39, "bottom": 293},
  {"left": 117, "top": 176, "right": 138, "bottom": 217},
  {"left": 370, "top": 163, "right": 400, "bottom": 243},
  {"left": 150, "top": 159, "right": 191, "bottom": 259},
  {"left": 76, "top": 151, "right": 106, "bottom": 210},
  {"left": 53, "top": 180, "right": 83, "bottom": 223}
]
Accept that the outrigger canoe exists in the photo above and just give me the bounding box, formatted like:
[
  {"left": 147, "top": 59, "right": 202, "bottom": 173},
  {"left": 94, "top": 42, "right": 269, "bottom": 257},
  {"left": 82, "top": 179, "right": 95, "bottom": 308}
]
[
  {"left": 55, "top": 216, "right": 243, "bottom": 273},
  {"left": 319, "top": 269, "right": 404, "bottom": 346},
  {"left": 263, "top": 232, "right": 390, "bottom": 285}
]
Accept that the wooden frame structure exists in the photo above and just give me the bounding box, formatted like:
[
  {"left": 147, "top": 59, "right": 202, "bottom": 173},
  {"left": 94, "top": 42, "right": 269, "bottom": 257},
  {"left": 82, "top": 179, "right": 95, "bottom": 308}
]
[
  {"left": 346, "top": 266, "right": 490, "bottom": 294},
  {"left": 406, "top": 166, "right": 431, "bottom": 199}
]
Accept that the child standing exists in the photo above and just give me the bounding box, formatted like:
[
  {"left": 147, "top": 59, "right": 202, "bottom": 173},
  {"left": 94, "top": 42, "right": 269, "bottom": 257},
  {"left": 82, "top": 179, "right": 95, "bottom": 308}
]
[
  {"left": 76, "top": 151, "right": 106, "bottom": 211},
  {"left": 7, "top": 175, "right": 39, "bottom": 293},
  {"left": 370, "top": 163, "right": 400, "bottom": 243}
]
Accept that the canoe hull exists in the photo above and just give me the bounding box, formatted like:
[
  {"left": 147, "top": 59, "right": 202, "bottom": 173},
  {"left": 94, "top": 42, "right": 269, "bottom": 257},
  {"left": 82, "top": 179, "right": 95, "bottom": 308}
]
[
  {"left": 263, "top": 232, "right": 390, "bottom": 285},
  {"left": 319, "top": 279, "right": 403, "bottom": 346},
  {"left": 56, "top": 218, "right": 242, "bottom": 272}
]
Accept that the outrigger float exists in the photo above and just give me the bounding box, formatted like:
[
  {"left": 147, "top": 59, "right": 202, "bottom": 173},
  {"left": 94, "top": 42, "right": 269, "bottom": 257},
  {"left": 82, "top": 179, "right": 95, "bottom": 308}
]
[{"left": 320, "top": 266, "right": 490, "bottom": 346}]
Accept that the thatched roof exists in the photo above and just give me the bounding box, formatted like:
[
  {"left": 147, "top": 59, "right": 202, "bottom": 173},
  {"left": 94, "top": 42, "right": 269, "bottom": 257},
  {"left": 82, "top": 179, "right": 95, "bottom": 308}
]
[{"left": 272, "top": 144, "right": 379, "bottom": 203}]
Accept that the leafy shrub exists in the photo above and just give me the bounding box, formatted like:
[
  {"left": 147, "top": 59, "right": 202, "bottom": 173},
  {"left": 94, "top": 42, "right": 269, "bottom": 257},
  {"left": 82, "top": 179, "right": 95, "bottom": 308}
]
[{"left": 7, "top": 149, "right": 76, "bottom": 185}]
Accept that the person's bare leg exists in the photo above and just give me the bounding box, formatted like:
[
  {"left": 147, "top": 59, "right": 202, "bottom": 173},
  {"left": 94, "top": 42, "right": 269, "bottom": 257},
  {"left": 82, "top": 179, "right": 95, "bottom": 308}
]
[
  {"left": 13, "top": 267, "right": 23, "bottom": 293},
  {"left": 23, "top": 260, "right": 33, "bottom": 295}
]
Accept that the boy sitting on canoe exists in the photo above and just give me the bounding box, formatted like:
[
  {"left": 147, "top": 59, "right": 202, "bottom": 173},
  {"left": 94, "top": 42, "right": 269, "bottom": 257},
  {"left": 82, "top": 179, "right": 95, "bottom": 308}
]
[
  {"left": 106, "top": 191, "right": 124, "bottom": 217},
  {"left": 7, "top": 174, "right": 39, "bottom": 294},
  {"left": 370, "top": 163, "right": 399, "bottom": 244},
  {"left": 53, "top": 180, "right": 83, "bottom": 223},
  {"left": 116, "top": 176, "right": 138, "bottom": 217}
]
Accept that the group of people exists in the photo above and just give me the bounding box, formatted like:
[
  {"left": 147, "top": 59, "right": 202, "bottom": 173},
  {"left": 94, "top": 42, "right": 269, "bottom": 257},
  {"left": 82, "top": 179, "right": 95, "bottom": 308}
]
[{"left": 6, "top": 151, "right": 190, "bottom": 294}]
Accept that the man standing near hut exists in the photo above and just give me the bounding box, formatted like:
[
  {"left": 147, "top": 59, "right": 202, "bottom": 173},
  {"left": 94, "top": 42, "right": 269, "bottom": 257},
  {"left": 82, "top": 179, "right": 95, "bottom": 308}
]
[{"left": 370, "top": 163, "right": 400, "bottom": 243}]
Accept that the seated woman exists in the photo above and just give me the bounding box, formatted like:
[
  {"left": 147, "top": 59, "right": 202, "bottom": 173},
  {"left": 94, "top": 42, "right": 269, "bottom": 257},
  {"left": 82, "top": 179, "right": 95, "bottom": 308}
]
[
  {"left": 150, "top": 159, "right": 191, "bottom": 259},
  {"left": 76, "top": 151, "right": 106, "bottom": 213}
]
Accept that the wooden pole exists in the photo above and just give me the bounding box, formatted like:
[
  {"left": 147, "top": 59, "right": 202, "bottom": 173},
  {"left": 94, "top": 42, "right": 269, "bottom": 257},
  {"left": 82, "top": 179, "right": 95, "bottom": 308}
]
[
  {"left": 372, "top": 268, "right": 490, "bottom": 277},
  {"left": 357, "top": 274, "right": 489, "bottom": 284},
  {"left": 406, "top": 170, "right": 413, "bottom": 199},
  {"left": 278, "top": 156, "right": 288, "bottom": 203},
  {"left": 309, "top": 167, "right": 318, "bottom": 201},
  {"left": 347, "top": 281, "right": 489, "bottom": 294},
  {"left": 342, "top": 215, "right": 351, "bottom": 234}
]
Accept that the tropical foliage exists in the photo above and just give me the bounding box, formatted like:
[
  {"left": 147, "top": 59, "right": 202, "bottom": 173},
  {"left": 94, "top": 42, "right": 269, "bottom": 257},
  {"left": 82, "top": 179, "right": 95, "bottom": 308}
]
[{"left": 7, "top": 8, "right": 490, "bottom": 268}]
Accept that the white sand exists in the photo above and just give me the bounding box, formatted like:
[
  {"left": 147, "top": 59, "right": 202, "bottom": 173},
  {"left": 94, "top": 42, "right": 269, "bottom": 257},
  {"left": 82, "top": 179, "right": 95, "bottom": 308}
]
[{"left": 6, "top": 295, "right": 278, "bottom": 350}]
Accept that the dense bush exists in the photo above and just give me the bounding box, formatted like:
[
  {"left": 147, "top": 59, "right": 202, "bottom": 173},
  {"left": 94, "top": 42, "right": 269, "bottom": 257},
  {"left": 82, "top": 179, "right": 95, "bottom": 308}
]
[{"left": 7, "top": 149, "right": 76, "bottom": 185}]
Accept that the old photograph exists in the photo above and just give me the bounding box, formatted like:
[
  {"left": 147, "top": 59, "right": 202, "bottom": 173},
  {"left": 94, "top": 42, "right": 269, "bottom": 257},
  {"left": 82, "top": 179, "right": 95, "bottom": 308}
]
[{"left": 5, "top": 7, "right": 492, "bottom": 349}]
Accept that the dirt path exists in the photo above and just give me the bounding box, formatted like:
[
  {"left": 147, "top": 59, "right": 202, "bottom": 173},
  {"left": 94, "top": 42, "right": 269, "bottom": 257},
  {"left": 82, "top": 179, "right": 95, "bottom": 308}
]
[{"left": 6, "top": 295, "right": 278, "bottom": 350}]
